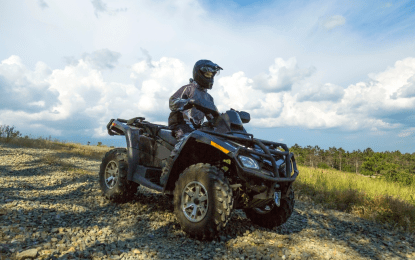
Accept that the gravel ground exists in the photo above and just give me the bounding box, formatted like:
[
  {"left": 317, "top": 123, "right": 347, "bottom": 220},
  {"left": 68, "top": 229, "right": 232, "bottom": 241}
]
[{"left": 1, "top": 143, "right": 414, "bottom": 260}]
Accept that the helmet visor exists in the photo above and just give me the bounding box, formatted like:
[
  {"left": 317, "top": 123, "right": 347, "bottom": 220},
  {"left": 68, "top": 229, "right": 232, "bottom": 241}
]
[{"left": 200, "top": 65, "right": 223, "bottom": 78}]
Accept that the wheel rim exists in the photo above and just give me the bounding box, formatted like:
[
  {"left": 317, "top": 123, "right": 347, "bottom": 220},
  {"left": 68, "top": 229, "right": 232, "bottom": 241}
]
[
  {"left": 104, "top": 160, "right": 119, "bottom": 189},
  {"left": 181, "top": 181, "right": 209, "bottom": 223}
]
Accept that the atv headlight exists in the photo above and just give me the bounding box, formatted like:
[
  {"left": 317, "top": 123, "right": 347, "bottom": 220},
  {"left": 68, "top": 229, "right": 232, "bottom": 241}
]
[{"left": 238, "top": 155, "right": 259, "bottom": 169}]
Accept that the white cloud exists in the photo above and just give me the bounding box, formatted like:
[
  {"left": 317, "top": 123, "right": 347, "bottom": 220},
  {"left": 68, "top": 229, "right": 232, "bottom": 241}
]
[
  {"left": 219, "top": 56, "right": 415, "bottom": 133},
  {"left": 91, "top": 0, "right": 127, "bottom": 18},
  {"left": 212, "top": 71, "right": 262, "bottom": 111},
  {"left": 253, "top": 57, "right": 315, "bottom": 93},
  {"left": 297, "top": 83, "right": 344, "bottom": 102},
  {"left": 130, "top": 57, "right": 188, "bottom": 113},
  {"left": 38, "top": 0, "right": 49, "bottom": 9},
  {"left": 0, "top": 56, "right": 55, "bottom": 113},
  {"left": 0, "top": 0, "right": 414, "bottom": 153},
  {"left": 29, "top": 101, "right": 46, "bottom": 107},
  {"left": 91, "top": 0, "right": 107, "bottom": 15},
  {"left": 81, "top": 49, "right": 121, "bottom": 70},
  {"left": 321, "top": 15, "right": 346, "bottom": 30},
  {"left": 392, "top": 75, "right": 415, "bottom": 99},
  {"left": 340, "top": 57, "right": 415, "bottom": 118},
  {"left": 28, "top": 123, "right": 62, "bottom": 136},
  {"left": 140, "top": 48, "right": 155, "bottom": 68},
  {"left": 46, "top": 56, "right": 189, "bottom": 137},
  {"left": 0, "top": 55, "right": 136, "bottom": 137},
  {"left": 398, "top": 127, "right": 415, "bottom": 137},
  {"left": 47, "top": 60, "right": 107, "bottom": 119},
  {"left": 1, "top": 54, "right": 415, "bottom": 140},
  {"left": 252, "top": 94, "right": 349, "bottom": 129}
]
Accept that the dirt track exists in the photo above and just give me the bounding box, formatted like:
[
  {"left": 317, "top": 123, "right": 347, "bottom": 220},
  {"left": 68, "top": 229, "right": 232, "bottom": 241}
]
[{"left": 1, "top": 143, "right": 414, "bottom": 260}]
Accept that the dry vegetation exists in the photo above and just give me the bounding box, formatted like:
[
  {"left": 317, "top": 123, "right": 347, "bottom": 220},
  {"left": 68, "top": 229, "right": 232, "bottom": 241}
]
[
  {"left": 293, "top": 166, "right": 415, "bottom": 233},
  {"left": 0, "top": 135, "right": 112, "bottom": 160}
]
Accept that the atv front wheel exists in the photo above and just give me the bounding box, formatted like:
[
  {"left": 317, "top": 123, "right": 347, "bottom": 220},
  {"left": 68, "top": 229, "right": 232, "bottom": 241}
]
[
  {"left": 99, "top": 148, "right": 139, "bottom": 202},
  {"left": 244, "top": 186, "right": 295, "bottom": 229},
  {"left": 173, "top": 163, "right": 233, "bottom": 239}
]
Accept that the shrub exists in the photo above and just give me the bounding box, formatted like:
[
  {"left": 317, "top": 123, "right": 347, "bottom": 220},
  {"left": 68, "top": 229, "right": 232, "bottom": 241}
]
[
  {"left": 317, "top": 162, "right": 330, "bottom": 169},
  {"left": 0, "top": 125, "right": 22, "bottom": 143},
  {"left": 381, "top": 167, "right": 414, "bottom": 186},
  {"left": 342, "top": 164, "right": 354, "bottom": 172}
]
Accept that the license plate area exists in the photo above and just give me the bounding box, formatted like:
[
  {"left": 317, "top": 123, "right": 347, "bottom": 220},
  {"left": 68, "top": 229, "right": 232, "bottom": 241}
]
[{"left": 274, "top": 191, "right": 281, "bottom": 207}]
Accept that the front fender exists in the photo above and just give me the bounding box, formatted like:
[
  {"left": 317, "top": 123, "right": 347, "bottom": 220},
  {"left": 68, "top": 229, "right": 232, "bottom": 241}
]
[{"left": 162, "top": 130, "right": 236, "bottom": 194}]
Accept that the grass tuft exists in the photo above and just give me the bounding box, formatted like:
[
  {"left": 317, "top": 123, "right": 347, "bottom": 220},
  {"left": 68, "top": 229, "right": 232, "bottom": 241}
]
[{"left": 40, "top": 154, "right": 61, "bottom": 165}]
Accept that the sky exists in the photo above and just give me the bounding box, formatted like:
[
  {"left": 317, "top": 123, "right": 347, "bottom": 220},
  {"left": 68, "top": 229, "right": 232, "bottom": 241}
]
[{"left": 1, "top": 0, "right": 415, "bottom": 153}]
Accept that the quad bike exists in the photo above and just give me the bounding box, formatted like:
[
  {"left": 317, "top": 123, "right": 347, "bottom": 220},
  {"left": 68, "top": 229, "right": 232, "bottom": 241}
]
[{"left": 99, "top": 99, "right": 299, "bottom": 239}]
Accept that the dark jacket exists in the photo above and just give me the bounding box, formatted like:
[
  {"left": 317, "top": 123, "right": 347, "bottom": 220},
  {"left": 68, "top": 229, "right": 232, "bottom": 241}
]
[{"left": 168, "top": 81, "right": 214, "bottom": 128}]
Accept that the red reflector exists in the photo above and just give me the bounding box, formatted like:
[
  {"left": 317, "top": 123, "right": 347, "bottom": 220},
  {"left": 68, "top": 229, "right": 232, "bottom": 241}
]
[{"left": 112, "top": 123, "right": 116, "bottom": 126}]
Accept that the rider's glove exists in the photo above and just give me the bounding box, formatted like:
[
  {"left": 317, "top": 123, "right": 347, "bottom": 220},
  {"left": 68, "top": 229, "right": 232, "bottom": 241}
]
[{"left": 183, "top": 99, "right": 196, "bottom": 110}]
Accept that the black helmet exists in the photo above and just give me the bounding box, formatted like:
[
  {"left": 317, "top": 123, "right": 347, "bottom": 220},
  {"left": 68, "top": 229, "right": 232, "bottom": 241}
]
[{"left": 192, "top": 60, "right": 223, "bottom": 89}]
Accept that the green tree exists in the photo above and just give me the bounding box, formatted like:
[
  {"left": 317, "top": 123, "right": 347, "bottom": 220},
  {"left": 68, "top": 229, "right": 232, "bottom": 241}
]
[
  {"left": 338, "top": 147, "right": 345, "bottom": 171},
  {"left": 361, "top": 153, "right": 387, "bottom": 175}
]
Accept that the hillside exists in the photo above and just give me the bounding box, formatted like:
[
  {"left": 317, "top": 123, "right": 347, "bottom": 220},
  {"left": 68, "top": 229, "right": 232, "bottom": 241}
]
[{"left": 1, "top": 143, "right": 415, "bottom": 260}]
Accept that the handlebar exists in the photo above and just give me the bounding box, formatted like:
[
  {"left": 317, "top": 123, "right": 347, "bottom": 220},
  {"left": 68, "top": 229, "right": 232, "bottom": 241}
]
[{"left": 191, "top": 99, "right": 220, "bottom": 117}]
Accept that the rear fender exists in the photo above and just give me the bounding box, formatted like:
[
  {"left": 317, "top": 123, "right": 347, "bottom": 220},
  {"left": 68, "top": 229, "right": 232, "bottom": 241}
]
[{"left": 125, "top": 127, "right": 144, "bottom": 181}]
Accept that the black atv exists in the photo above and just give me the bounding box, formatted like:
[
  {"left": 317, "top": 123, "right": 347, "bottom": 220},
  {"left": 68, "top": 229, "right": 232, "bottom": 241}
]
[{"left": 99, "top": 99, "right": 299, "bottom": 239}]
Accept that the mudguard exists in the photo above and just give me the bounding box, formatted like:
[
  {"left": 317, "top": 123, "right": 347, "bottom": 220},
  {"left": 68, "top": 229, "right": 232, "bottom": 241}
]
[
  {"left": 125, "top": 127, "right": 143, "bottom": 181},
  {"left": 162, "top": 130, "right": 237, "bottom": 193}
]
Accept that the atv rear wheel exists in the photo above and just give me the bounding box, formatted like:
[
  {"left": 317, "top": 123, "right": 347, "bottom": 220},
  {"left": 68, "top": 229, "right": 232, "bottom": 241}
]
[
  {"left": 173, "top": 163, "right": 233, "bottom": 239},
  {"left": 244, "top": 186, "right": 295, "bottom": 229},
  {"left": 99, "top": 148, "right": 139, "bottom": 202}
]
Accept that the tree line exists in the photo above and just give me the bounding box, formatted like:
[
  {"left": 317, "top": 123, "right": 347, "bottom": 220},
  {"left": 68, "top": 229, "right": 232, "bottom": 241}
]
[{"left": 289, "top": 144, "right": 415, "bottom": 186}]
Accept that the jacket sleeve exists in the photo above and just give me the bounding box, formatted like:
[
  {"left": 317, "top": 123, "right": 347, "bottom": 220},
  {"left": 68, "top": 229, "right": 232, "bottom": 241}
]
[
  {"left": 169, "top": 85, "right": 190, "bottom": 112},
  {"left": 206, "top": 94, "right": 215, "bottom": 119}
]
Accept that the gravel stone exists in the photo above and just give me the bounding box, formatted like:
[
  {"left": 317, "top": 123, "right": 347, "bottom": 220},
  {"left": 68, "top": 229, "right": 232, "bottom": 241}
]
[
  {"left": 1, "top": 143, "right": 415, "bottom": 259},
  {"left": 15, "top": 248, "right": 38, "bottom": 259}
]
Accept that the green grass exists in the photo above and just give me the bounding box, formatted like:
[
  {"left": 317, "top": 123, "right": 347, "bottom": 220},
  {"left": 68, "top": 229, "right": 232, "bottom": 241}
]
[{"left": 293, "top": 166, "right": 415, "bottom": 232}]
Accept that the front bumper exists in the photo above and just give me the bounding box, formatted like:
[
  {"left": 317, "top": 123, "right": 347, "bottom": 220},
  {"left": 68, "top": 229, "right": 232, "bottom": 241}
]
[
  {"left": 236, "top": 163, "right": 299, "bottom": 183},
  {"left": 235, "top": 138, "right": 299, "bottom": 183},
  {"left": 201, "top": 130, "right": 299, "bottom": 184}
]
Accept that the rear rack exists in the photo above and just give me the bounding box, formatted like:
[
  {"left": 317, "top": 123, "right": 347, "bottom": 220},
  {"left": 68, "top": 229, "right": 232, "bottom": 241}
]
[
  {"left": 201, "top": 130, "right": 299, "bottom": 181},
  {"left": 107, "top": 118, "right": 168, "bottom": 137}
]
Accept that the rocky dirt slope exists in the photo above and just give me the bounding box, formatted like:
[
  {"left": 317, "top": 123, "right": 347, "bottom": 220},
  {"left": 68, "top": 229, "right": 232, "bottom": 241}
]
[{"left": 1, "top": 143, "right": 414, "bottom": 260}]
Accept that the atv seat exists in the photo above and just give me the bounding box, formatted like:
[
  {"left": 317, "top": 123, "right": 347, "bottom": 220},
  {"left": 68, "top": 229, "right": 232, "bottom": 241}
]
[
  {"left": 158, "top": 129, "right": 178, "bottom": 146},
  {"left": 141, "top": 123, "right": 169, "bottom": 137}
]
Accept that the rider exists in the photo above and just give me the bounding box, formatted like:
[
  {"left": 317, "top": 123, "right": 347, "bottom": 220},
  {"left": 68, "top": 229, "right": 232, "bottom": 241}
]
[{"left": 160, "top": 59, "right": 223, "bottom": 186}]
